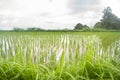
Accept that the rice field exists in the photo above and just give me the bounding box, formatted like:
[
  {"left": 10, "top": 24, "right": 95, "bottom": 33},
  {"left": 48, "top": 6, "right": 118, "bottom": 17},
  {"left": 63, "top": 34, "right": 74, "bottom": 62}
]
[{"left": 0, "top": 32, "right": 120, "bottom": 80}]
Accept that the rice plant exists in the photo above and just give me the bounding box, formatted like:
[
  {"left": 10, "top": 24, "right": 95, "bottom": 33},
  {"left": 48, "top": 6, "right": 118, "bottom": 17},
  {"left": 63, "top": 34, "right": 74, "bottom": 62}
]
[{"left": 0, "top": 32, "right": 120, "bottom": 80}]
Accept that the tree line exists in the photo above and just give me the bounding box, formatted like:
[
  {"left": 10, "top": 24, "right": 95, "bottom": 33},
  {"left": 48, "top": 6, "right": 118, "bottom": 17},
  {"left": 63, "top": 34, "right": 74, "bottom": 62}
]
[
  {"left": 12, "top": 7, "right": 120, "bottom": 32},
  {"left": 13, "top": 27, "right": 44, "bottom": 31}
]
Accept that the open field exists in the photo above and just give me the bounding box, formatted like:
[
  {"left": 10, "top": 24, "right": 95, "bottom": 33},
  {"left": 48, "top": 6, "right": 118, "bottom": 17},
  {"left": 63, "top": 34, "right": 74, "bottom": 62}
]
[{"left": 0, "top": 32, "right": 120, "bottom": 80}]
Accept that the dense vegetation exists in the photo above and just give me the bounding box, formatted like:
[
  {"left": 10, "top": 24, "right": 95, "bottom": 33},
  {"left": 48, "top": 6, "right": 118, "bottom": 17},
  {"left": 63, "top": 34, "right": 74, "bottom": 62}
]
[
  {"left": 0, "top": 6, "right": 120, "bottom": 80},
  {"left": 94, "top": 7, "right": 120, "bottom": 29},
  {"left": 0, "top": 32, "right": 120, "bottom": 80},
  {"left": 73, "top": 23, "right": 90, "bottom": 30}
]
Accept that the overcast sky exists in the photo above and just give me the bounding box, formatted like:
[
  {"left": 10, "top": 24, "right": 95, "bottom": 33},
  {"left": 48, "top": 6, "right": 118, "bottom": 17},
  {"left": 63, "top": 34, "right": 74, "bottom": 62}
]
[{"left": 0, "top": 0, "right": 120, "bottom": 30}]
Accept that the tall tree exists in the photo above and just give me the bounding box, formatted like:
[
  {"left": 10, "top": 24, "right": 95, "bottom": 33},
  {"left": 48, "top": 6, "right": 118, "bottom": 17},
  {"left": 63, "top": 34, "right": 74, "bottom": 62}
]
[
  {"left": 74, "top": 23, "right": 83, "bottom": 30},
  {"left": 94, "top": 7, "right": 120, "bottom": 29},
  {"left": 74, "top": 23, "right": 89, "bottom": 30}
]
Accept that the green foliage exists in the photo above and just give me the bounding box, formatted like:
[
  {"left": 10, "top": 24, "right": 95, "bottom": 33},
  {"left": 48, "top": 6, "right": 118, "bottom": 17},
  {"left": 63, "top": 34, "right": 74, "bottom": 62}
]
[
  {"left": 94, "top": 7, "right": 120, "bottom": 29},
  {"left": 81, "top": 27, "right": 91, "bottom": 31},
  {"left": 13, "top": 28, "right": 24, "bottom": 31},
  {"left": 13, "top": 27, "right": 44, "bottom": 32},
  {"left": 94, "top": 22, "right": 103, "bottom": 29},
  {"left": 26, "top": 27, "right": 44, "bottom": 31},
  {"left": 74, "top": 23, "right": 90, "bottom": 30},
  {"left": 0, "top": 32, "right": 120, "bottom": 80}
]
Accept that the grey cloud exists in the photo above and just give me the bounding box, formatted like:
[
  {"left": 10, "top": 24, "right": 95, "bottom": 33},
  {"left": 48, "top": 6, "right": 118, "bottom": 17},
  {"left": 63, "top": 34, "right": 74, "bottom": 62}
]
[{"left": 68, "top": 0, "right": 102, "bottom": 14}]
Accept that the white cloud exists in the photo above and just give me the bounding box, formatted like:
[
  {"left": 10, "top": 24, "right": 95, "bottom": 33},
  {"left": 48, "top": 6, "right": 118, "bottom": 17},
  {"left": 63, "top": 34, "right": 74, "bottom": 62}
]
[
  {"left": 0, "top": 0, "right": 120, "bottom": 30},
  {"left": 101, "top": 0, "right": 120, "bottom": 17}
]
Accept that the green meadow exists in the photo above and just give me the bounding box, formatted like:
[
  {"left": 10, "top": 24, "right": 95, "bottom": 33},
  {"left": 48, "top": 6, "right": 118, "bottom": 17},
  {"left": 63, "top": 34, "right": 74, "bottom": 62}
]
[{"left": 0, "top": 32, "right": 120, "bottom": 80}]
